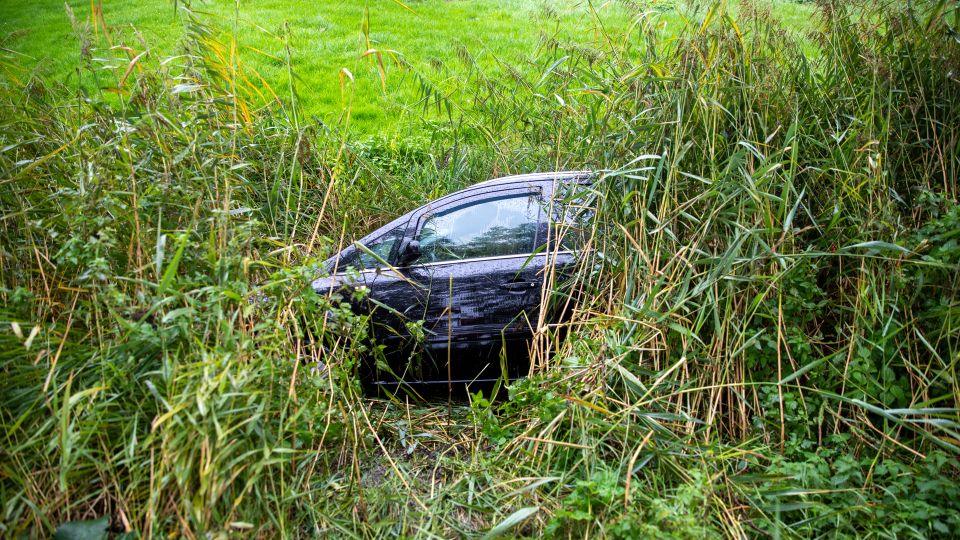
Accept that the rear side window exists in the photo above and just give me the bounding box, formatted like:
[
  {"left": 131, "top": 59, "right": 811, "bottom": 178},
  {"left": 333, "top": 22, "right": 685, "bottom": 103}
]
[
  {"left": 539, "top": 184, "right": 595, "bottom": 250},
  {"left": 417, "top": 193, "right": 541, "bottom": 263}
]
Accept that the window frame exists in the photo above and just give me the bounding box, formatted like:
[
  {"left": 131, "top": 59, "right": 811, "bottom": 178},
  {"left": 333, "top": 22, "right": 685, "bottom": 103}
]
[{"left": 407, "top": 185, "right": 546, "bottom": 267}]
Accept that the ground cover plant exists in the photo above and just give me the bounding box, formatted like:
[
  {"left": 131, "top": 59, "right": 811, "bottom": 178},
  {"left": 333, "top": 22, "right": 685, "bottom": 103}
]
[
  {"left": 0, "top": 0, "right": 815, "bottom": 133},
  {"left": 1, "top": 0, "right": 959, "bottom": 538}
]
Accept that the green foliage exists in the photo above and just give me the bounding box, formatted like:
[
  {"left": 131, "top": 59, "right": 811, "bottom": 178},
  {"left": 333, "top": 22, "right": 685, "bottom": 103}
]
[
  {"left": 1, "top": 0, "right": 958, "bottom": 538},
  {"left": 547, "top": 466, "right": 719, "bottom": 539},
  {"left": 752, "top": 446, "right": 960, "bottom": 538}
]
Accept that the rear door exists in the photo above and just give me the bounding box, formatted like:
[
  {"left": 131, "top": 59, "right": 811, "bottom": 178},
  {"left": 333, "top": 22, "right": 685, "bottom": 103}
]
[{"left": 536, "top": 177, "right": 594, "bottom": 327}]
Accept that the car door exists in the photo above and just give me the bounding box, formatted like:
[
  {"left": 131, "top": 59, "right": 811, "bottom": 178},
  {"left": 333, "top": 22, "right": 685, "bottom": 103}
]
[
  {"left": 313, "top": 220, "right": 425, "bottom": 381},
  {"left": 401, "top": 185, "right": 549, "bottom": 381},
  {"left": 341, "top": 223, "right": 430, "bottom": 381}
]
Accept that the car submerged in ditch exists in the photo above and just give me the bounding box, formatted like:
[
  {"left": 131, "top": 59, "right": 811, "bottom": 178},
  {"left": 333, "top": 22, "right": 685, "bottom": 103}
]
[{"left": 311, "top": 171, "right": 594, "bottom": 389}]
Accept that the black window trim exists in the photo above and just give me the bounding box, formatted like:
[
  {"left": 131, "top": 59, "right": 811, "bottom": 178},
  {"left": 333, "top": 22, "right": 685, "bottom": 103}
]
[
  {"left": 406, "top": 185, "right": 546, "bottom": 268},
  {"left": 324, "top": 175, "right": 589, "bottom": 276}
]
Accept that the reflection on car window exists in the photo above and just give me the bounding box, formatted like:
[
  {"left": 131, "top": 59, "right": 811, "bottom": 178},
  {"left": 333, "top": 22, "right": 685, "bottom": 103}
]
[
  {"left": 335, "top": 226, "right": 404, "bottom": 271},
  {"left": 356, "top": 226, "right": 404, "bottom": 268},
  {"left": 417, "top": 193, "right": 540, "bottom": 263}
]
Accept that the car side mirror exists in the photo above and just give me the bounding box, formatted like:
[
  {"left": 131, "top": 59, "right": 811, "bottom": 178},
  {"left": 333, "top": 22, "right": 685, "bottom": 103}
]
[{"left": 396, "top": 239, "right": 421, "bottom": 267}]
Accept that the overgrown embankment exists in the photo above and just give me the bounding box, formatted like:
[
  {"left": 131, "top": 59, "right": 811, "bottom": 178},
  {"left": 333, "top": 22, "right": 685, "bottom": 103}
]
[{"left": 1, "top": 1, "right": 958, "bottom": 537}]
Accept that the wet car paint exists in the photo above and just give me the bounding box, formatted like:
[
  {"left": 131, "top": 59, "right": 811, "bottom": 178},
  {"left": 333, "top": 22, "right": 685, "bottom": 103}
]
[{"left": 312, "top": 171, "right": 591, "bottom": 386}]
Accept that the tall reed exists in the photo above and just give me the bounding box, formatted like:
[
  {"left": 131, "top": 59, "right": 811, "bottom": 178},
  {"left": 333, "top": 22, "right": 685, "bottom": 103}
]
[{"left": 1, "top": 1, "right": 958, "bottom": 537}]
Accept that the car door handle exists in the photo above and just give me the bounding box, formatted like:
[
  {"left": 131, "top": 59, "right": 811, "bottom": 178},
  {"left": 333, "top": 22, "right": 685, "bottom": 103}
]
[{"left": 501, "top": 281, "right": 538, "bottom": 291}]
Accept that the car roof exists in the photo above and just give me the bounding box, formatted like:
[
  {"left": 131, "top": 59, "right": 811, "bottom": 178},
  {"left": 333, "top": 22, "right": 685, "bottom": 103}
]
[
  {"left": 423, "top": 170, "right": 593, "bottom": 212},
  {"left": 470, "top": 170, "right": 593, "bottom": 189},
  {"left": 374, "top": 170, "right": 593, "bottom": 237}
]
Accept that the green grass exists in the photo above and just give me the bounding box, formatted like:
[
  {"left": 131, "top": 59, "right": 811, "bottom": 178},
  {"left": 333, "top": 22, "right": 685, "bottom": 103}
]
[
  {"left": 1, "top": 0, "right": 816, "bottom": 134},
  {"left": 0, "top": 0, "right": 628, "bottom": 133},
  {"left": 1, "top": 0, "right": 958, "bottom": 538}
]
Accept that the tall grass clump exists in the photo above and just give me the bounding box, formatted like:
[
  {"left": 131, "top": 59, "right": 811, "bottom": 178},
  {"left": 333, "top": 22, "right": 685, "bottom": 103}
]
[
  {"left": 0, "top": 11, "right": 450, "bottom": 536},
  {"left": 1, "top": 0, "right": 959, "bottom": 538},
  {"left": 451, "top": 0, "right": 960, "bottom": 536}
]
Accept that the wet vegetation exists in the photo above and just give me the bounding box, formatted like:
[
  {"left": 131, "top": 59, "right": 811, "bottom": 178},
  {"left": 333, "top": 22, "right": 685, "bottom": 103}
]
[{"left": 1, "top": 0, "right": 959, "bottom": 537}]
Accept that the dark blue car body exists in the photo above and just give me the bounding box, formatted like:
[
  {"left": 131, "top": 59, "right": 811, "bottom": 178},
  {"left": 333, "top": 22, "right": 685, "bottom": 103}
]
[{"left": 312, "top": 171, "right": 592, "bottom": 386}]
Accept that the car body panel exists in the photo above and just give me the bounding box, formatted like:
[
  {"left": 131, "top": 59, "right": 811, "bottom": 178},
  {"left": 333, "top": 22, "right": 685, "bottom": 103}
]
[{"left": 311, "top": 171, "right": 593, "bottom": 386}]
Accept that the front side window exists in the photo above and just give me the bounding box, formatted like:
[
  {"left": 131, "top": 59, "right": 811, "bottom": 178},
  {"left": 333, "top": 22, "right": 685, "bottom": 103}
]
[
  {"left": 356, "top": 226, "right": 404, "bottom": 268},
  {"left": 335, "top": 226, "right": 404, "bottom": 271},
  {"left": 416, "top": 193, "right": 541, "bottom": 263}
]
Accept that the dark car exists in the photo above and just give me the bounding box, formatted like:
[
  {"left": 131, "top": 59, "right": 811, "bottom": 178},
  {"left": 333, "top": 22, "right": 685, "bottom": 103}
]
[{"left": 312, "top": 171, "right": 593, "bottom": 387}]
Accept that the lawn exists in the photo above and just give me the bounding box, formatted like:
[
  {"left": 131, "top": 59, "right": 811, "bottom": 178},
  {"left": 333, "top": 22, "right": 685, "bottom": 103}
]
[{"left": 1, "top": 0, "right": 816, "bottom": 133}]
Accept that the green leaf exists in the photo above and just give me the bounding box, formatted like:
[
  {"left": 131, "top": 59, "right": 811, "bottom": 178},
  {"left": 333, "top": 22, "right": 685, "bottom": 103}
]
[
  {"left": 481, "top": 506, "right": 539, "bottom": 540},
  {"left": 54, "top": 516, "right": 109, "bottom": 540},
  {"left": 536, "top": 56, "right": 569, "bottom": 88},
  {"left": 778, "top": 355, "right": 829, "bottom": 385},
  {"left": 615, "top": 364, "right": 647, "bottom": 396},
  {"left": 161, "top": 307, "right": 195, "bottom": 324},
  {"left": 667, "top": 322, "right": 704, "bottom": 344},
  {"left": 505, "top": 477, "right": 561, "bottom": 498},
  {"left": 158, "top": 233, "right": 188, "bottom": 295},
  {"left": 841, "top": 241, "right": 910, "bottom": 254}
]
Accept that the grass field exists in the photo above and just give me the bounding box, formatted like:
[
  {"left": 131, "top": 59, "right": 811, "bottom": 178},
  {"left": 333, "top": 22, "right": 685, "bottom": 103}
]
[
  {"left": 1, "top": 0, "right": 816, "bottom": 133},
  {"left": 2, "top": 0, "right": 959, "bottom": 538}
]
